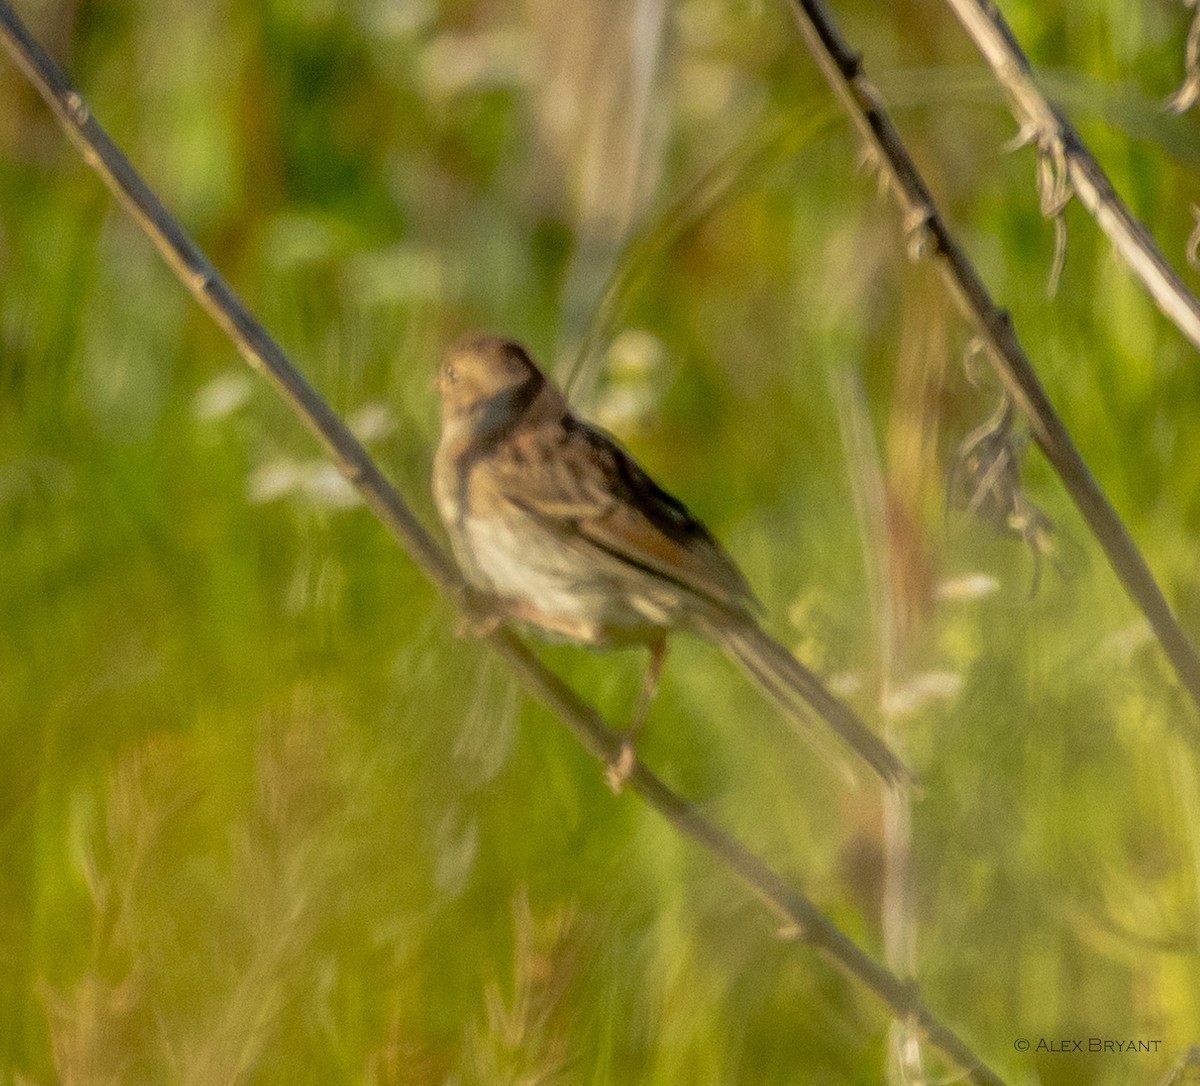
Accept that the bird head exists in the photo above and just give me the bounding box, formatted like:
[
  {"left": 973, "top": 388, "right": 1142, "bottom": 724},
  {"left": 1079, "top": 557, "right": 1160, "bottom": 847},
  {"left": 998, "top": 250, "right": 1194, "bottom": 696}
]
[{"left": 436, "top": 335, "right": 543, "bottom": 423}]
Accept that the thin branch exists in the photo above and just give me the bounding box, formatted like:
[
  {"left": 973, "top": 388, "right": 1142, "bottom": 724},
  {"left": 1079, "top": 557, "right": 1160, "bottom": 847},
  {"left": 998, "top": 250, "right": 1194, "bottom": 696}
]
[
  {"left": 1159, "top": 1045, "right": 1200, "bottom": 1086},
  {"left": 941, "top": 0, "right": 1200, "bottom": 351},
  {"left": 566, "top": 105, "right": 842, "bottom": 395},
  {"left": 1166, "top": 0, "right": 1200, "bottom": 115},
  {"left": 0, "top": 4, "right": 1006, "bottom": 1083},
  {"left": 784, "top": 0, "right": 1200, "bottom": 724},
  {"left": 834, "top": 369, "right": 924, "bottom": 1084}
]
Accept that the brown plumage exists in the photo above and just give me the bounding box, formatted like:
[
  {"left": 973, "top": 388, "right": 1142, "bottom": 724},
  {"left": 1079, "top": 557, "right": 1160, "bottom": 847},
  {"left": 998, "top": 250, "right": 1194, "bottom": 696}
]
[{"left": 432, "top": 334, "right": 908, "bottom": 787}]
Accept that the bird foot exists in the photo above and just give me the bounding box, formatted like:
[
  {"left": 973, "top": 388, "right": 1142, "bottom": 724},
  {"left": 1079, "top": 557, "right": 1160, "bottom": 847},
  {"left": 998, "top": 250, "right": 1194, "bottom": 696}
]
[{"left": 454, "top": 587, "right": 504, "bottom": 639}]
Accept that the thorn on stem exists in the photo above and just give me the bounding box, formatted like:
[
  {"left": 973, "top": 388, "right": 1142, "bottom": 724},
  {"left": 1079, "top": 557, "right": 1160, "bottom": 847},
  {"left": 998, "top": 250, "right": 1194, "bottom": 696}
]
[
  {"left": 1002, "top": 121, "right": 1037, "bottom": 154},
  {"left": 62, "top": 89, "right": 89, "bottom": 126},
  {"left": 902, "top": 205, "right": 934, "bottom": 262},
  {"left": 605, "top": 740, "right": 636, "bottom": 794}
]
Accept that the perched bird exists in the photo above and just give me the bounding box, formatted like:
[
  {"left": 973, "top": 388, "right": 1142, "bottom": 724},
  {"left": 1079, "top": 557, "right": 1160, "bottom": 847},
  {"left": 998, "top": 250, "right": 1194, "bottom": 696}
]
[{"left": 432, "top": 334, "right": 908, "bottom": 787}]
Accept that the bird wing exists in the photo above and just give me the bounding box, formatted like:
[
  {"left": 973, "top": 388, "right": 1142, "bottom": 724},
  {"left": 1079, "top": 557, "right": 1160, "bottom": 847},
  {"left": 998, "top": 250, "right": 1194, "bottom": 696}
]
[{"left": 487, "top": 414, "right": 758, "bottom": 617}]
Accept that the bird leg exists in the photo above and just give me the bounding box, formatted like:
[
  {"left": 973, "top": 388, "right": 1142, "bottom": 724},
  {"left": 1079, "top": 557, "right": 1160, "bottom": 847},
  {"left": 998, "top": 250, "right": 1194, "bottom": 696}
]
[{"left": 607, "top": 634, "right": 667, "bottom": 793}]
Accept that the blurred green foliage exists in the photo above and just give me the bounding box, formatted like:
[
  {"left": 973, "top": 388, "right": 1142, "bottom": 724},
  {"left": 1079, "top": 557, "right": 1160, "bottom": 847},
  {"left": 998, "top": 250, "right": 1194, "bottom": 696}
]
[{"left": 2, "top": 0, "right": 1200, "bottom": 1082}]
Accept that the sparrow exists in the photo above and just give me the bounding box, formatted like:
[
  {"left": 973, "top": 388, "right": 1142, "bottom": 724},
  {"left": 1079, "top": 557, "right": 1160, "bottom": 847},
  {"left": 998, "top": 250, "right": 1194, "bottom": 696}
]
[{"left": 432, "top": 334, "right": 909, "bottom": 788}]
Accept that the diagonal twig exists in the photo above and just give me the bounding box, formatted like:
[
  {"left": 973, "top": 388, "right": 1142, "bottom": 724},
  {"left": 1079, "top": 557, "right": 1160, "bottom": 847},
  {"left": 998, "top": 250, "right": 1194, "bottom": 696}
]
[
  {"left": 784, "top": 0, "right": 1200, "bottom": 725},
  {"left": 1167, "top": 0, "right": 1200, "bottom": 115},
  {"left": 941, "top": 0, "right": 1200, "bottom": 351},
  {"left": 0, "top": 3, "right": 1006, "bottom": 1082}
]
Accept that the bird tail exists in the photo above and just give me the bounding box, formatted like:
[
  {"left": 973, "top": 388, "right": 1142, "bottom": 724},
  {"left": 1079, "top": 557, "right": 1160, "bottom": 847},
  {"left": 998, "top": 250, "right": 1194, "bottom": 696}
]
[{"left": 705, "top": 617, "right": 911, "bottom": 788}]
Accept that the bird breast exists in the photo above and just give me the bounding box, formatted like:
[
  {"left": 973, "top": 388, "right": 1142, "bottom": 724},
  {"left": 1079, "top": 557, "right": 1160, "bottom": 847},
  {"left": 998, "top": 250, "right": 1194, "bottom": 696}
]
[{"left": 458, "top": 498, "right": 679, "bottom": 646}]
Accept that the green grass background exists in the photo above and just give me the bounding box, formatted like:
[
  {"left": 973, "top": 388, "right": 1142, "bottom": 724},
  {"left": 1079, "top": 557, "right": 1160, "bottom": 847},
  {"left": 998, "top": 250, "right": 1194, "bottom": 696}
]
[{"left": 2, "top": 0, "right": 1200, "bottom": 1082}]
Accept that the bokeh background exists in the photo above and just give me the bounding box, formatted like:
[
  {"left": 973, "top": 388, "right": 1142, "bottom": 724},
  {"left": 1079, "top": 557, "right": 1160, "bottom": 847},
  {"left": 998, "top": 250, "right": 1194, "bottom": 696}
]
[{"left": 3, "top": 0, "right": 1200, "bottom": 1082}]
